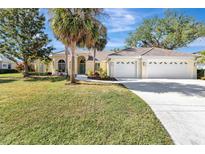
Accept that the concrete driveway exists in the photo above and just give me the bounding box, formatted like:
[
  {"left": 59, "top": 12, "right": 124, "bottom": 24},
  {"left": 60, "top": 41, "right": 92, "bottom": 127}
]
[{"left": 117, "top": 78, "right": 205, "bottom": 145}]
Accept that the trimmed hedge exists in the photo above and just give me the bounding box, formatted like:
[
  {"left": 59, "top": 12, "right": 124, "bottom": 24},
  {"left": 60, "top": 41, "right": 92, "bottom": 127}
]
[
  {"left": 0, "top": 69, "right": 19, "bottom": 74},
  {"left": 197, "top": 69, "right": 205, "bottom": 79}
]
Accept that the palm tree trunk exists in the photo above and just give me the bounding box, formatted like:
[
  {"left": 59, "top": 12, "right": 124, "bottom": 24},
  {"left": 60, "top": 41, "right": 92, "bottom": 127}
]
[
  {"left": 23, "top": 61, "right": 29, "bottom": 78},
  {"left": 65, "top": 46, "right": 69, "bottom": 80},
  {"left": 70, "top": 42, "right": 76, "bottom": 83},
  {"left": 93, "top": 48, "right": 96, "bottom": 73}
]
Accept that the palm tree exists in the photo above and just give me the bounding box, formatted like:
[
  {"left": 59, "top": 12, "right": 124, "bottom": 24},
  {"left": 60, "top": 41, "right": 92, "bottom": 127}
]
[
  {"left": 65, "top": 46, "right": 69, "bottom": 80},
  {"left": 78, "top": 20, "right": 107, "bottom": 73},
  {"left": 92, "top": 24, "right": 107, "bottom": 72},
  {"left": 50, "top": 9, "right": 104, "bottom": 83}
]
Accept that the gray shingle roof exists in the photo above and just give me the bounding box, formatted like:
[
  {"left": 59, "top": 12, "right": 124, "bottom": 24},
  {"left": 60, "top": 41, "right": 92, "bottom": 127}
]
[
  {"left": 108, "top": 47, "right": 195, "bottom": 57},
  {"left": 52, "top": 50, "right": 114, "bottom": 61}
]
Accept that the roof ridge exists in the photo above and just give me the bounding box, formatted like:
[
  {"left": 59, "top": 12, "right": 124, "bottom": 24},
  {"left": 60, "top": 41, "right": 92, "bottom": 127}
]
[{"left": 141, "top": 47, "right": 154, "bottom": 56}]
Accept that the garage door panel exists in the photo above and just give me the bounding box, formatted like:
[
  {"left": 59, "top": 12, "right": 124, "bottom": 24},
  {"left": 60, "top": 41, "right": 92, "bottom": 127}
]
[
  {"left": 113, "top": 61, "right": 136, "bottom": 78},
  {"left": 146, "top": 61, "right": 191, "bottom": 79}
]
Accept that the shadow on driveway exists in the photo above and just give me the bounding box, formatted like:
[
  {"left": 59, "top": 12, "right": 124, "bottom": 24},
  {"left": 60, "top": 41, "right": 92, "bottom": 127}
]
[{"left": 120, "top": 80, "right": 205, "bottom": 97}]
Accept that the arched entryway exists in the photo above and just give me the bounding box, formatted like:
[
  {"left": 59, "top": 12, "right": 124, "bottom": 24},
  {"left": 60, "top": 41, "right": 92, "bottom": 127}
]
[
  {"left": 58, "top": 59, "right": 65, "bottom": 72},
  {"left": 78, "top": 56, "right": 86, "bottom": 74}
]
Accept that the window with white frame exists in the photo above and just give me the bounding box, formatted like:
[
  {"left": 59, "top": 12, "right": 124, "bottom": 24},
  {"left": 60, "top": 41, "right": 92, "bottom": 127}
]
[{"left": 2, "top": 63, "right": 7, "bottom": 69}]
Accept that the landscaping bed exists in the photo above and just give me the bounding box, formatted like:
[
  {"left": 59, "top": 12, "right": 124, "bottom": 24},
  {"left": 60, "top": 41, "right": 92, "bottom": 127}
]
[{"left": 87, "top": 76, "right": 117, "bottom": 81}]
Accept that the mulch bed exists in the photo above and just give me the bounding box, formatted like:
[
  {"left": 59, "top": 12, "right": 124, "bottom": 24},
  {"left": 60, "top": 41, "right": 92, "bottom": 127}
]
[{"left": 87, "top": 76, "right": 117, "bottom": 81}]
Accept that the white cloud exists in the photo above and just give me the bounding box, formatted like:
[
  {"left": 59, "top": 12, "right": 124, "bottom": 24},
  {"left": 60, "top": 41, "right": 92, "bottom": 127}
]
[
  {"left": 187, "top": 37, "right": 205, "bottom": 47},
  {"left": 104, "top": 8, "right": 140, "bottom": 33},
  {"left": 106, "top": 38, "right": 125, "bottom": 48},
  {"left": 104, "top": 8, "right": 162, "bottom": 33}
]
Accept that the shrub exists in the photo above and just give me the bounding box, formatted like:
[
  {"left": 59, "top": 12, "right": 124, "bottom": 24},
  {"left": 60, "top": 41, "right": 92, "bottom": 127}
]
[
  {"left": 201, "top": 77, "right": 205, "bottom": 80},
  {"left": 94, "top": 71, "right": 100, "bottom": 78},
  {"left": 29, "top": 72, "right": 52, "bottom": 76},
  {"left": 98, "top": 68, "right": 107, "bottom": 79},
  {"left": 197, "top": 69, "right": 205, "bottom": 79},
  {"left": 87, "top": 70, "right": 93, "bottom": 77},
  {"left": 0, "top": 69, "right": 19, "bottom": 74}
]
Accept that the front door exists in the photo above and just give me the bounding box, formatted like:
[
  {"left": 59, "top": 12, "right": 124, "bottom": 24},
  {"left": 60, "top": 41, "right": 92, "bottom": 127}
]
[{"left": 79, "top": 62, "right": 85, "bottom": 74}]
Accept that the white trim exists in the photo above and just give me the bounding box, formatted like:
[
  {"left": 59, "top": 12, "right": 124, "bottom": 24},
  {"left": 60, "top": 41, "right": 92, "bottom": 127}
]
[
  {"left": 142, "top": 56, "right": 195, "bottom": 60},
  {"left": 108, "top": 56, "right": 141, "bottom": 59}
]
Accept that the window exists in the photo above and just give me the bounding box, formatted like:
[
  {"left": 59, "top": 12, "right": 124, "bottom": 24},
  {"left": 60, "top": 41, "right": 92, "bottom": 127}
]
[
  {"left": 2, "top": 64, "right": 7, "bottom": 68},
  {"left": 58, "top": 59, "right": 65, "bottom": 72},
  {"left": 95, "top": 63, "right": 100, "bottom": 71},
  {"left": 121, "top": 62, "right": 124, "bottom": 64},
  {"left": 116, "top": 62, "right": 120, "bottom": 64},
  {"left": 8, "top": 64, "right": 11, "bottom": 69}
]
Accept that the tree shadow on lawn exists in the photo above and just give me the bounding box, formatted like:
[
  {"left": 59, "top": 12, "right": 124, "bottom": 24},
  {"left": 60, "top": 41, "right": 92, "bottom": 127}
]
[
  {"left": 69, "top": 80, "right": 120, "bottom": 87},
  {"left": 23, "top": 75, "right": 66, "bottom": 82},
  {"left": 0, "top": 79, "right": 17, "bottom": 84},
  {"left": 123, "top": 81, "right": 205, "bottom": 97}
]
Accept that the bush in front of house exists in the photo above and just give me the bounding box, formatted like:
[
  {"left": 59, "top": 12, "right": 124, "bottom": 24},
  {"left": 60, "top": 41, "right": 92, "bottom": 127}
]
[
  {"left": 87, "top": 70, "right": 93, "bottom": 77},
  {"left": 201, "top": 77, "right": 205, "bottom": 80},
  {"left": 29, "top": 72, "right": 52, "bottom": 76},
  {"left": 98, "top": 68, "right": 107, "bottom": 79},
  {"left": 197, "top": 69, "right": 205, "bottom": 79},
  {"left": 87, "top": 68, "right": 116, "bottom": 81},
  {"left": 0, "top": 69, "right": 19, "bottom": 74}
]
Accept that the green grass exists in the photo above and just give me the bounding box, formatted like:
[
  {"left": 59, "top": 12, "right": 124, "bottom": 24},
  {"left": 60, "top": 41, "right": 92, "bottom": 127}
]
[{"left": 0, "top": 73, "right": 173, "bottom": 144}]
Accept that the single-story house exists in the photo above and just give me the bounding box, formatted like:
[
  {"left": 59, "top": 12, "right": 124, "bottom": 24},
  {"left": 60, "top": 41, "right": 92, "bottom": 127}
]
[
  {"left": 34, "top": 50, "right": 113, "bottom": 75},
  {"left": 0, "top": 54, "right": 17, "bottom": 70},
  {"left": 34, "top": 47, "right": 197, "bottom": 79}
]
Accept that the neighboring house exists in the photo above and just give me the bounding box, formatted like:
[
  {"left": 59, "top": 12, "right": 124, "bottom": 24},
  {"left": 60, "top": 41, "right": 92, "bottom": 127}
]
[
  {"left": 34, "top": 47, "right": 197, "bottom": 79},
  {"left": 0, "top": 54, "right": 17, "bottom": 70}
]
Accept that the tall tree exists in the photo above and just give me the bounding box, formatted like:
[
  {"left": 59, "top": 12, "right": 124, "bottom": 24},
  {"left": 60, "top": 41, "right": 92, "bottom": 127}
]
[
  {"left": 78, "top": 20, "right": 107, "bottom": 72},
  {"left": 126, "top": 10, "right": 205, "bottom": 50},
  {"left": 197, "top": 50, "right": 205, "bottom": 63},
  {"left": 0, "top": 9, "right": 53, "bottom": 77},
  {"left": 92, "top": 24, "right": 107, "bottom": 72},
  {"left": 65, "top": 46, "right": 69, "bottom": 80},
  {"left": 50, "top": 8, "right": 105, "bottom": 83}
]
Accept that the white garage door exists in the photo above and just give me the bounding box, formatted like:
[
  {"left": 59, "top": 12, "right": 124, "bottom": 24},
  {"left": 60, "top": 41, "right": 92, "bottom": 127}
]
[
  {"left": 146, "top": 61, "right": 191, "bottom": 79},
  {"left": 112, "top": 61, "right": 136, "bottom": 78}
]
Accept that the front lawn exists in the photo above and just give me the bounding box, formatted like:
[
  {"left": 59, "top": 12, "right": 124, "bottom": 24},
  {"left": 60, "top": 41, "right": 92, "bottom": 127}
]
[{"left": 0, "top": 73, "right": 173, "bottom": 144}]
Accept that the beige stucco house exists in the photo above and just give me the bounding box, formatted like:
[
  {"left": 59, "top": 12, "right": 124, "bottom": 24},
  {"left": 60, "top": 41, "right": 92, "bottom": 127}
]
[
  {"left": 34, "top": 47, "right": 197, "bottom": 79},
  {"left": 34, "top": 50, "right": 113, "bottom": 75},
  {"left": 0, "top": 54, "right": 17, "bottom": 70}
]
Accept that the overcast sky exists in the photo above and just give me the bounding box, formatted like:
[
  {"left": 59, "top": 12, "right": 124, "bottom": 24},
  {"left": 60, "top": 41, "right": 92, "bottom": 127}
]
[{"left": 41, "top": 8, "right": 205, "bottom": 53}]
